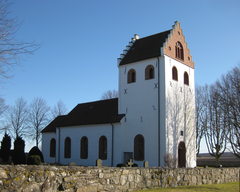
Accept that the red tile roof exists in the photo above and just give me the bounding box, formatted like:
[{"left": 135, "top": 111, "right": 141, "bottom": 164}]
[
  {"left": 119, "top": 30, "right": 171, "bottom": 66},
  {"left": 41, "top": 98, "right": 125, "bottom": 133}
]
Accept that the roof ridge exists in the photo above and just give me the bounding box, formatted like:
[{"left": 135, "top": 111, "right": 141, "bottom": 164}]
[
  {"left": 75, "top": 97, "right": 118, "bottom": 106},
  {"left": 138, "top": 29, "right": 171, "bottom": 40}
]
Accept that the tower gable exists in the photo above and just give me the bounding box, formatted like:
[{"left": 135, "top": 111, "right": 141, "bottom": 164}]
[
  {"left": 163, "top": 21, "right": 194, "bottom": 69},
  {"left": 118, "top": 21, "right": 194, "bottom": 69}
]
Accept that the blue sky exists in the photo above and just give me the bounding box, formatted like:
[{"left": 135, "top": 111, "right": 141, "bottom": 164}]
[{"left": 1, "top": 0, "right": 240, "bottom": 151}]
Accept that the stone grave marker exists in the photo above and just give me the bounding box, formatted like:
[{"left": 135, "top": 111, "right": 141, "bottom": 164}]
[
  {"left": 127, "top": 159, "right": 134, "bottom": 167},
  {"left": 96, "top": 159, "right": 102, "bottom": 167},
  {"left": 68, "top": 162, "right": 77, "bottom": 166},
  {"left": 144, "top": 161, "right": 149, "bottom": 167}
]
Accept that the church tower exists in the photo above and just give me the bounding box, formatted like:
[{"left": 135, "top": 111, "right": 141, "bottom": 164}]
[{"left": 117, "top": 21, "right": 196, "bottom": 167}]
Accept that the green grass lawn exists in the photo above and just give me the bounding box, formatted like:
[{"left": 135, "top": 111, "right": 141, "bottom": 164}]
[{"left": 134, "top": 182, "right": 239, "bottom": 192}]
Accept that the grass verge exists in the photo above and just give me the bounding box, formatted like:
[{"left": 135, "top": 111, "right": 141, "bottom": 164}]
[{"left": 134, "top": 182, "right": 239, "bottom": 192}]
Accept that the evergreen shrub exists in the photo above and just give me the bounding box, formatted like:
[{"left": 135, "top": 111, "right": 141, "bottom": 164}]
[
  {"left": 0, "top": 133, "right": 11, "bottom": 162},
  {"left": 12, "top": 136, "right": 26, "bottom": 164},
  {"left": 28, "top": 146, "right": 44, "bottom": 163},
  {"left": 27, "top": 155, "right": 41, "bottom": 165}
]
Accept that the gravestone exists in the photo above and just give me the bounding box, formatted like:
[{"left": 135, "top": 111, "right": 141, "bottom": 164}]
[
  {"left": 127, "top": 159, "right": 134, "bottom": 167},
  {"left": 68, "top": 162, "right": 77, "bottom": 166},
  {"left": 124, "top": 152, "right": 133, "bottom": 164},
  {"left": 96, "top": 159, "right": 102, "bottom": 167},
  {"left": 144, "top": 161, "right": 149, "bottom": 167}
]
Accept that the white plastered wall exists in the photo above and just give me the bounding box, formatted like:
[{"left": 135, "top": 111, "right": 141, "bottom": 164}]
[
  {"left": 42, "top": 123, "right": 123, "bottom": 167},
  {"left": 42, "top": 132, "right": 57, "bottom": 164},
  {"left": 118, "top": 58, "right": 159, "bottom": 167},
  {"left": 164, "top": 55, "right": 196, "bottom": 168}
]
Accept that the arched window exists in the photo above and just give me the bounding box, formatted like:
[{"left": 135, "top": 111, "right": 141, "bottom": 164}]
[
  {"left": 145, "top": 65, "right": 155, "bottom": 80},
  {"left": 99, "top": 136, "right": 107, "bottom": 160},
  {"left": 50, "top": 138, "right": 56, "bottom": 158},
  {"left": 134, "top": 134, "right": 144, "bottom": 161},
  {"left": 175, "top": 41, "right": 184, "bottom": 60},
  {"left": 184, "top": 72, "right": 189, "bottom": 85},
  {"left": 80, "top": 136, "right": 88, "bottom": 159},
  {"left": 127, "top": 69, "right": 136, "bottom": 83},
  {"left": 64, "top": 137, "right": 71, "bottom": 158},
  {"left": 172, "top": 66, "right": 178, "bottom": 81}
]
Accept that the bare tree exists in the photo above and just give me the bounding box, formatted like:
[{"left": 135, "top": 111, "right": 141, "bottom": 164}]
[
  {"left": 100, "top": 89, "right": 118, "bottom": 100},
  {"left": 0, "top": 97, "right": 8, "bottom": 116},
  {"left": 195, "top": 84, "right": 208, "bottom": 155},
  {"left": 7, "top": 97, "right": 28, "bottom": 140},
  {"left": 0, "top": 0, "right": 40, "bottom": 84},
  {"left": 0, "top": 97, "right": 9, "bottom": 134},
  {"left": 28, "top": 97, "right": 50, "bottom": 147},
  {"left": 204, "top": 84, "right": 227, "bottom": 166},
  {"left": 217, "top": 64, "right": 240, "bottom": 158},
  {"left": 51, "top": 100, "right": 68, "bottom": 119}
]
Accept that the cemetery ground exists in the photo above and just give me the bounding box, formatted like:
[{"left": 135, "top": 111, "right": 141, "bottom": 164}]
[{"left": 134, "top": 181, "right": 239, "bottom": 192}]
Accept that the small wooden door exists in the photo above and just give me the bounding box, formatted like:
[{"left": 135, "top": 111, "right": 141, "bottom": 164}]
[{"left": 178, "top": 141, "right": 186, "bottom": 168}]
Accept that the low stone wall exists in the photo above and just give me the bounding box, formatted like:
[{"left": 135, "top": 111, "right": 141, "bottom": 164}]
[{"left": 0, "top": 165, "right": 239, "bottom": 192}]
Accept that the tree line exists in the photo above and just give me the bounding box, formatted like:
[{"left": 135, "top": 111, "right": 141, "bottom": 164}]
[
  {"left": 196, "top": 64, "right": 240, "bottom": 166},
  {"left": 0, "top": 97, "right": 67, "bottom": 147}
]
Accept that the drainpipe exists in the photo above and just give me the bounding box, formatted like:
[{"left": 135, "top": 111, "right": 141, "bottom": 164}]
[
  {"left": 111, "top": 123, "right": 114, "bottom": 167},
  {"left": 57, "top": 127, "right": 60, "bottom": 164},
  {"left": 157, "top": 57, "right": 161, "bottom": 167}
]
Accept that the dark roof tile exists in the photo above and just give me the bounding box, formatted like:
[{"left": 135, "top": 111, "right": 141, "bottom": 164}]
[
  {"left": 42, "top": 98, "right": 124, "bottom": 133},
  {"left": 119, "top": 30, "right": 171, "bottom": 66}
]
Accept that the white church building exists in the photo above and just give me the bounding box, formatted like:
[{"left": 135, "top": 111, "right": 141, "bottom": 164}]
[{"left": 41, "top": 21, "right": 196, "bottom": 168}]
